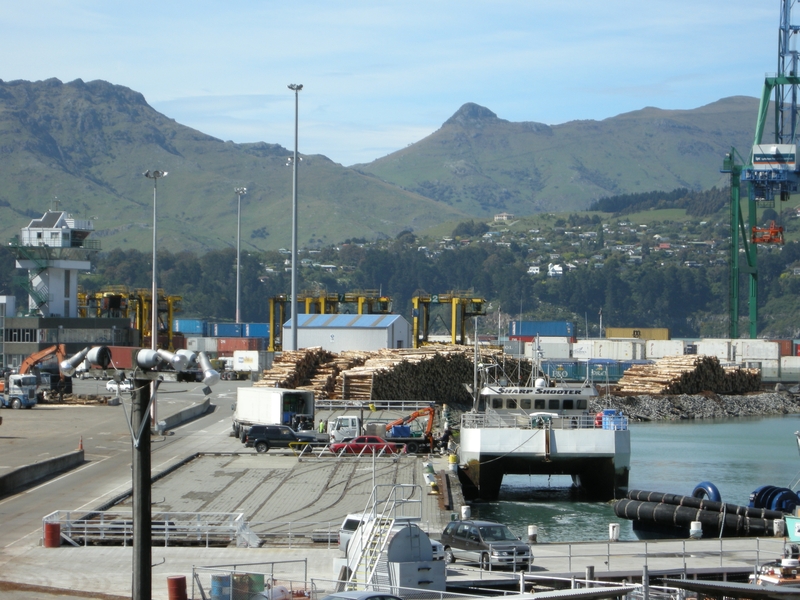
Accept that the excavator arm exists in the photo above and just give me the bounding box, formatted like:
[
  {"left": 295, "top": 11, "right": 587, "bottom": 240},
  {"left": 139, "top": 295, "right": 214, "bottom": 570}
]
[
  {"left": 19, "top": 344, "right": 67, "bottom": 375},
  {"left": 385, "top": 405, "right": 437, "bottom": 447}
]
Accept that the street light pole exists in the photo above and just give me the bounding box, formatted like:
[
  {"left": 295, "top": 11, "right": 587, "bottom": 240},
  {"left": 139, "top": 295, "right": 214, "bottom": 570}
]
[
  {"left": 143, "top": 169, "right": 167, "bottom": 425},
  {"left": 288, "top": 83, "right": 303, "bottom": 351},
  {"left": 234, "top": 187, "right": 247, "bottom": 324}
]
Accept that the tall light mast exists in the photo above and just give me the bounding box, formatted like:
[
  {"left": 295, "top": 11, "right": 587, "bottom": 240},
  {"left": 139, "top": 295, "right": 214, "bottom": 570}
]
[{"left": 777, "top": 0, "right": 800, "bottom": 148}]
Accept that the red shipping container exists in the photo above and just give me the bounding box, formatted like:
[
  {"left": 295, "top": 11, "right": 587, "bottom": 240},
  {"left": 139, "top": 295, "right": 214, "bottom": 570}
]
[
  {"left": 215, "top": 337, "right": 265, "bottom": 352},
  {"left": 771, "top": 339, "right": 793, "bottom": 357},
  {"left": 105, "top": 346, "right": 138, "bottom": 370}
]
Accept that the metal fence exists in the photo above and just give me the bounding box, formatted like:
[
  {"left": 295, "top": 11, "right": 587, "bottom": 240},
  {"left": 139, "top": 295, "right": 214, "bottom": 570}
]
[
  {"left": 42, "top": 509, "right": 255, "bottom": 548},
  {"left": 461, "top": 411, "right": 628, "bottom": 431}
]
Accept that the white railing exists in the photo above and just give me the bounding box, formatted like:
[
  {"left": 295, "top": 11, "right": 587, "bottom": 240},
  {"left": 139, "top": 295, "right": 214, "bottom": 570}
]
[
  {"left": 461, "top": 411, "right": 628, "bottom": 431},
  {"left": 42, "top": 509, "right": 254, "bottom": 547}
]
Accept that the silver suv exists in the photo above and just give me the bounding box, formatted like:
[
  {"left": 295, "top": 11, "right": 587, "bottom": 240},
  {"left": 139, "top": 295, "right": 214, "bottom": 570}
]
[{"left": 440, "top": 519, "right": 531, "bottom": 570}]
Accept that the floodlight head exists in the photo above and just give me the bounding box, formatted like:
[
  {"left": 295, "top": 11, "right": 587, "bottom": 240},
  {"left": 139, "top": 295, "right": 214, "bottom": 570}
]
[
  {"left": 288, "top": 83, "right": 303, "bottom": 91},
  {"left": 198, "top": 352, "right": 220, "bottom": 387},
  {"left": 143, "top": 170, "right": 168, "bottom": 179},
  {"left": 156, "top": 349, "right": 189, "bottom": 372},
  {"left": 136, "top": 349, "right": 160, "bottom": 369},
  {"left": 86, "top": 346, "right": 112, "bottom": 369},
  {"left": 176, "top": 349, "right": 197, "bottom": 368},
  {"left": 59, "top": 347, "right": 91, "bottom": 376}
]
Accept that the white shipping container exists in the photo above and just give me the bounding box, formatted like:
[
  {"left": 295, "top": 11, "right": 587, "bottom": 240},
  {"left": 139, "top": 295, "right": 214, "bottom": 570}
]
[
  {"left": 695, "top": 340, "right": 732, "bottom": 361},
  {"left": 233, "top": 350, "right": 270, "bottom": 372},
  {"left": 186, "top": 336, "right": 218, "bottom": 353},
  {"left": 526, "top": 341, "right": 572, "bottom": 359},
  {"left": 646, "top": 340, "right": 686, "bottom": 359},
  {"left": 572, "top": 340, "right": 595, "bottom": 359},
  {"left": 745, "top": 359, "right": 780, "bottom": 380},
  {"left": 734, "top": 340, "right": 781, "bottom": 361},
  {"left": 781, "top": 356, "right": 800, "bottom": 376},
  {"left": 571, "top": 339, "right": 644, "bottom": 360}
]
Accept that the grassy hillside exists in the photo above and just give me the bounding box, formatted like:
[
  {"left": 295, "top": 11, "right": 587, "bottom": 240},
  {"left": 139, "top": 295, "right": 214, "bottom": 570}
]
[
  {"left": 0, "top": 78, "right": 468, "bottom": 253},
  {"left": 357, "top": 98, "right": 759, "bottom": 216}
]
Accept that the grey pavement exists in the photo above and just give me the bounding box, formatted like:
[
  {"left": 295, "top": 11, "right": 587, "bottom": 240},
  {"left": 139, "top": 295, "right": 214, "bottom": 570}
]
[{"left": 0, "top": 383, "right": 790, "bottom": 600}]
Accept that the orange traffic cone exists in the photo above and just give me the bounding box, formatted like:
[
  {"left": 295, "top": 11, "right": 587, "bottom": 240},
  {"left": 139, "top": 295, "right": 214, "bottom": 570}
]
[{"left": 78, "top": 436, "right": 83, "bottom": 451}]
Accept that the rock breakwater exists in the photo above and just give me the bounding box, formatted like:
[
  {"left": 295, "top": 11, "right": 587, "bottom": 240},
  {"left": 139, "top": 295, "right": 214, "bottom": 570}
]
[{"left": 589, "top": 392, "right": 800, "bottom": 421}]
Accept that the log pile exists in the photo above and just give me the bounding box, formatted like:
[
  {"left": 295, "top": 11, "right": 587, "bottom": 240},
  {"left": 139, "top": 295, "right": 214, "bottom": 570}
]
[
  {"left": 616, "top": 355, "right": 761, "bottom": 395},
  {"left": 253, "top": 344, "right": 530, "bottom": 406},
  {"left": 254, "top": 347, "right": 369, "bottom": 398}
]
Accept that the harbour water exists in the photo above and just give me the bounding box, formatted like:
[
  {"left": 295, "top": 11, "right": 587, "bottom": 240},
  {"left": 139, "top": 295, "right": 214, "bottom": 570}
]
[{"left": 471, "top": 414, "right": 800, "bottom": 542}]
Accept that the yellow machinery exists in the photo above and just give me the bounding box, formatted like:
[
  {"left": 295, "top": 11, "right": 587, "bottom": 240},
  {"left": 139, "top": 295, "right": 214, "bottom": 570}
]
[
  {"left": 77, "top": 286, "right": 182, "bottom": 350},
  {"left": 269, "top": 290, "right": 393, "bottom": 351},
  {"left": 411, "top": 290, "right": 485, "bottom": 348}
]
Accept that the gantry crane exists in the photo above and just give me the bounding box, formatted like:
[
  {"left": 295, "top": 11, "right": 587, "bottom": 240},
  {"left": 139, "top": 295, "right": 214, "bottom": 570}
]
[
  {"left": 268, "top": 290, "right": 393, "bottom": 351},
  {"left": 726, "top": 0, "right": 798, "bottom": 338},
  {"left": 411, "top": 290, "right": 485, "bottom": 348},
  {"left": 77, "top": 286, "right": 183, "bottom": 349}
]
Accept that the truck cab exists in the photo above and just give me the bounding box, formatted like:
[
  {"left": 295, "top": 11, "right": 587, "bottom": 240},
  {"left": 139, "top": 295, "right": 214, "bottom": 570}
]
[
  {"left": 2, "top": 374, "right": 38, "bottom": 409},
  {"left": 330, "top": 415, "right": 361, "bottom": 443}
]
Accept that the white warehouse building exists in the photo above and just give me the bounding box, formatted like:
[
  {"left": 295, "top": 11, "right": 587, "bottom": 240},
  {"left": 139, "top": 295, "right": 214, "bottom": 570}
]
[{"left": 285, "top": 314, "right": 412, "bottom": 352}]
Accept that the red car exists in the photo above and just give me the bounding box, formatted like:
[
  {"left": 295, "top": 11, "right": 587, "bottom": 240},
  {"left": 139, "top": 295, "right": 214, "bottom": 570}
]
[{"left": 330, "top": 435, "right": 404, "bottom": 455}]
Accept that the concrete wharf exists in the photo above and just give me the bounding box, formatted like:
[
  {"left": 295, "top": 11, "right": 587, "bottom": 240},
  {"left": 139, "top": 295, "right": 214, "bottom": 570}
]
[{"left": 0, "top": 385, "right": 793, "bottom": 599}]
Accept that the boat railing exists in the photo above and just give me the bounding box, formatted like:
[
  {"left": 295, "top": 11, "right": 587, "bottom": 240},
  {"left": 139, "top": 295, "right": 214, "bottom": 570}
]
[{"left": 461, "top": 411, "right": 628, "bottom": 430}]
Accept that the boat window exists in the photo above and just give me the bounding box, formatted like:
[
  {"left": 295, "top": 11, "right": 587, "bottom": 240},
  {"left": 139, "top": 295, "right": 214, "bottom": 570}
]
[
  {"left": 491, "top": 397, "right": 503, "bottom": 409},
  {"left": 563, "top": 400, "right": 574, "bottom": 410},
  {"left": 520, "top": 399, "right": 531, "bottom": 410},
  {"left": 548, "top": 399, "right": 560, "bottom": 410},
  {"left": 505, "top": 399, "right": 517, "bottom": 409},
  {"left": 534, "top": 399, "right": 545, "bottom": 409},
  {"left": 577, "top": 400, "right": 587, "bottom": 410}
]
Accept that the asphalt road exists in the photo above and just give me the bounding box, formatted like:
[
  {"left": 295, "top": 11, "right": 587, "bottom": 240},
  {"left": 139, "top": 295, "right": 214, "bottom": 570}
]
[{"left": 0, "top": 379, "right": 248, "bottom": 550}]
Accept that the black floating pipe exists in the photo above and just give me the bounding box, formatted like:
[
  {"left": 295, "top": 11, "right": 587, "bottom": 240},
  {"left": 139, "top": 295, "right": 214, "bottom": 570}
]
[
  {"left": 626, "top": 489, "right": 785, "bottom": 520},
  {"left": 614, "top": 498, "right": 779, "bottom": 537}
]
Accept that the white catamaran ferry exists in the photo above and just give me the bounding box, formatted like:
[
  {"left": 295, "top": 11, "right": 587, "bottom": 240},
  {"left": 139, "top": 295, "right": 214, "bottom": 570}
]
[{"left": 458, "top": 367, "right": 630, "bottom": 501}]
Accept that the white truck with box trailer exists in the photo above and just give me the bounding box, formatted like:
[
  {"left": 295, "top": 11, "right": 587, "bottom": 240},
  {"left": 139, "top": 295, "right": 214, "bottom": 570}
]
[{"left": 232, "top": 387, "right": 315, "bottom": 439}]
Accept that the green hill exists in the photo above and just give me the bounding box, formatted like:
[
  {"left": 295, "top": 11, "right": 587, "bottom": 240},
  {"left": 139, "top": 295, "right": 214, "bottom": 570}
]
[
  {"left": 0, "top": 78, "right": 468, "bottom": 253},
  {"left": 0, "top": 78, "right": 763, "bottom": 253},
  {"left": 357, "top": 98, "right": 758, "bottom": 216}
]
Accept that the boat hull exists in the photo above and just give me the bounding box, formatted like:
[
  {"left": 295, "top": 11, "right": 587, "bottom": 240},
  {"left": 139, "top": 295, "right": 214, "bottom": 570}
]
[{"left": 458, "top": 425, "right": 630, "bottom": 501}]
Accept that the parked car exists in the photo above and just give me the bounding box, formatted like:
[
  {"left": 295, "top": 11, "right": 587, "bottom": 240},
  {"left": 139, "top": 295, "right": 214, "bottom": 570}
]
[
  {"left": 330, "top": 435, "right": 404, "bottom": 455},
  {"left": 106, "top": 379, "right": 133, "bottom": 393},
  {"left": 440, "top": 519, "right": 532, "bottom": 570},
  {"left": 338, "top": 512, "right": 443, "bottom": 559},
  {"left": 244, "top": 424, "right": 318, "bottom": 453}
]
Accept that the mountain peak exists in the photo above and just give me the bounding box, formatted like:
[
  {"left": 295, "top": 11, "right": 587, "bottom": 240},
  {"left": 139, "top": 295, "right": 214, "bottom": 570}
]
[{"left": 444, "top": 103, "right": 504, "bottom": 127}]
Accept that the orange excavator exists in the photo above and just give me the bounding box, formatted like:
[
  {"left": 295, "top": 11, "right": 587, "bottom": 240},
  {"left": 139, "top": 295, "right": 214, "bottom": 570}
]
[
  {"left": 384, "top": 405, "right": 437, "bottom": 452},
  {"left": 19, "top": 344, "right": 67, "bottom": 375},
  {"left": 0, "top": 344, "right": 68, "bottom": 396}
]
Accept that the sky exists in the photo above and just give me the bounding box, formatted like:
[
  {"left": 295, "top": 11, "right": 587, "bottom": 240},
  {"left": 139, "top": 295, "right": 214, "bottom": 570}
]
[{"left": 1, "top": 1, "right": 783, "bottom": 166}]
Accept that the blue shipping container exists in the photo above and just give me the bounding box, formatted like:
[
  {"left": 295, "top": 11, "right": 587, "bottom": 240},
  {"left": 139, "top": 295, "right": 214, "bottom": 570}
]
[
  {"left": 173, "top": 319, "right": 206, "bottom": 335},
  {"left": 210, "top": 323, "right": 243, "bottom": 337},
  {"left": 244, "top": 323, "right": 269, "bottom": 338},
  {"left": 509, "top": 320, "right": 575, "bottom": 338}
]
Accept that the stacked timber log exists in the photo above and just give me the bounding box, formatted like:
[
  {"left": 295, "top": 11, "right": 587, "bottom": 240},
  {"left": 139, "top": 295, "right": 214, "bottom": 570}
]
[
  {"left": 616, "top": 355, "right": 761, "bottom": 395},
  {"left": 254, "top": 347, "right": 369, "bottom": 398},
  {"left": 333, "top": 345, "right": 506, "bottom": 407},
  {"left": 254, "top": 347, "right": 334, "bottom": 390}
]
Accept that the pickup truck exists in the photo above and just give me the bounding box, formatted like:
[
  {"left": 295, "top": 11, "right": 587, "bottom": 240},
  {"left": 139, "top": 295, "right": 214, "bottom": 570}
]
[{"left": 244, "top": 424, "right": 319, "bottom": 453}]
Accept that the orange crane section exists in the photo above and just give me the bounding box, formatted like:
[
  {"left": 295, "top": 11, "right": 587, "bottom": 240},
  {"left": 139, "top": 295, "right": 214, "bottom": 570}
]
[
  {"left": 751, "top": 221, "right": 785, "bottom": 245},
  {"left": 384, "top": 405, "right": 437, "bottom": 449},
  {"left": 19, "top": 344, "right": 67, "bottom": 375}
]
